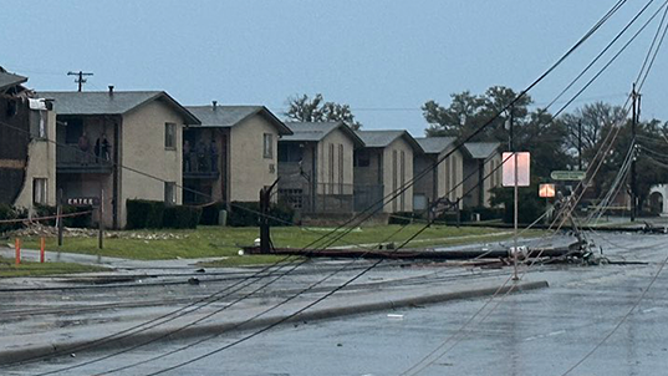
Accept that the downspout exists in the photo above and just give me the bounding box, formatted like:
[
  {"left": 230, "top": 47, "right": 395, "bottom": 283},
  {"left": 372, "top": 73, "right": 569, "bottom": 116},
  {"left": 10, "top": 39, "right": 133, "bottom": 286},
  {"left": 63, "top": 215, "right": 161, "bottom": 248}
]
[{"left": 112, "top": 119, "right": 120, "bottom": 229}]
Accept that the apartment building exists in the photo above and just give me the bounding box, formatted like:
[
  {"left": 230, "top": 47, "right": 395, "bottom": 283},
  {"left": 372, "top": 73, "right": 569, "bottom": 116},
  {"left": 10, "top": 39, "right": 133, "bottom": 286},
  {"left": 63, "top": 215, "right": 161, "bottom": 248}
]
[
  {"left": 413, "top": 137, "right": 465, "bottom": 211},
  {"left": 40, "top": 88, "right": 199, "bottom": 228},
  {"left": 0, "top": 67, "right": 56, "bottom": 210},
  {"left": 184, "top": 104, "right": 291, "bottom": 204},
  {"left": 278, "top": 121, "right": 364, "bottom": 213},
  {"left": 354, "top": 130, "right": 423, "bottom": 213}
]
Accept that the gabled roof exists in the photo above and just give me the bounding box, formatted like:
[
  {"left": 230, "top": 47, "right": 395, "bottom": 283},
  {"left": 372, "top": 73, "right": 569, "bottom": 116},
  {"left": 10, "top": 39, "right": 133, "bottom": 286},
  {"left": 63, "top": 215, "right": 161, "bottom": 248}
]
[
  {"left": 37, "top": 91, "right": 200, "bottom": 124},
  {"left": 282, "top": 121, "right": 365, "bottom": 148},
  {"left": 356, "top": 130, "right": 423, "bottom": 153},
  {"left": 0, "top": 67, "right": 28, "bottom": 92},
  {"left": 186, "top": 105, "right": 291, "bottom": 135},
  {"left": 415, "top": 137, "right": 457, "bottom": 155},
  {"left": 463, "top": 142, "right": 500, "bottom": 159}
]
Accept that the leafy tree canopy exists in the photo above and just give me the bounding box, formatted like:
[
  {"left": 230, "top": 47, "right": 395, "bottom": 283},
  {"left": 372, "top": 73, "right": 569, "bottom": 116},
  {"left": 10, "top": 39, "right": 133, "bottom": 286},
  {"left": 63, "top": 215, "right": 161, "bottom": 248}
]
[{"left": 285, "top": 93, "right": 361, "bottom": 130}]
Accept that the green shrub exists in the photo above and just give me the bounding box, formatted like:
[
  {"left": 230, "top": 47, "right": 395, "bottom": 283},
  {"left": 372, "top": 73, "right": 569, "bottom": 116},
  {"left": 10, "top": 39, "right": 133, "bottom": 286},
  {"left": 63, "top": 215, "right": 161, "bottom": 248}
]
[
  {"left": 0, "top": 204, "right": 26, "bottom": 234},
  {"left": 34, "top": 204, "right": 92, "bottom": 228},
  {"left": 388, "top": 211, "right": 422, "bottom": 225},
  {"left": 490, "top": 184, "right": 546, "bottom": 224},
  {"left": 227, "top": 201, "right": 295, "bottom": 227},
  {"left": 126, "top": 200, "right": 165, "bottom": 229},
  {"left": 164, "top": 206, "right": 202, "bottom": 229}
]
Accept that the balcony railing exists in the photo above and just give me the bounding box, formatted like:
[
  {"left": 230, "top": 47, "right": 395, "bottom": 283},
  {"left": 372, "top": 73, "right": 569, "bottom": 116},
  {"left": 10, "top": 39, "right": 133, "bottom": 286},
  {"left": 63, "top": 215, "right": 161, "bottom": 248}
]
[
  {"left": 278, "top": 183, "right": 384, "bottom": 213},
  {"left": 56, "top": 144, "right": 112, "bottom": 174},
  {"left": 183, "top": 151, "right": 219, "bottom": 179}
]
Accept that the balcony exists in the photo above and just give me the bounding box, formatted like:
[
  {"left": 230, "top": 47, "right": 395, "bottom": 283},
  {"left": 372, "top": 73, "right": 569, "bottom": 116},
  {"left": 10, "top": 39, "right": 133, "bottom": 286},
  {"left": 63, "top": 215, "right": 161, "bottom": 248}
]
[
  {"left": 183, "top": 151, "right": 220, "bottom": 180},
  {"left": 56, "top": 145, "right": 113, "bottom": 174}
]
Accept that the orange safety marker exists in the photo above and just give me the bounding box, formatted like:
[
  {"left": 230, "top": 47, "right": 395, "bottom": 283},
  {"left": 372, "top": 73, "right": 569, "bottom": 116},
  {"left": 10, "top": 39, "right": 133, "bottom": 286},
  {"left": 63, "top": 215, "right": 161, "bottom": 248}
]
[
  {"left": 15, "top": 238, "right": 20, "bottom": 266},
  {"left": 40, "top": 237, "right": 46, "bottom": 263}
]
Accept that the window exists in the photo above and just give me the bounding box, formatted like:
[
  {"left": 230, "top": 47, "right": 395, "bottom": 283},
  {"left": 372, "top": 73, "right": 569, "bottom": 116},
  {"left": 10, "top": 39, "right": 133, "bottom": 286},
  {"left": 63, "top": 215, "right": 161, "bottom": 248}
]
[
  {"left": 33, "top": 178, "right": 47, "bottom": 205},
  {"left": 165, "top": 123, "right": 176, "bottom": 149},
  {"left": 64, "top": 118, "right": 83, "bottom": 144},
  {"left": 354, "top": 151, "right": 370, "bottom": 167},
  {"left": 392, "top": 150, "right": 398, "bottom": 212},
  {"left": 400, "top": 150, "right": 406, "bottom": 211},
  {"left": 338, "top": 144, "right": 344, "bottom": 188},
  {"left": 263, "top": 133, "right": 273, "bottom": 159},
  {"left": 164, "top": 182, "right": 176, "bottom": 205},
  {"left": 329, "top": 143, "right": 335, "bottom": 187},
  {"left": 30, "top": 110, "right": 47, "bottom": 139},
  {"left": 278, "top": 144, "right": 303, "bottom": 162}
]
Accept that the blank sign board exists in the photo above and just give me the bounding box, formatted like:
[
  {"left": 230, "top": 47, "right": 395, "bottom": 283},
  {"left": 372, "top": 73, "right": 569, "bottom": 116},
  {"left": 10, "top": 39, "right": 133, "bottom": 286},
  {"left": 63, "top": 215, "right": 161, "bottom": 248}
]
[{"left": 502, "top": 152, "right": 530, "bottom": 187}]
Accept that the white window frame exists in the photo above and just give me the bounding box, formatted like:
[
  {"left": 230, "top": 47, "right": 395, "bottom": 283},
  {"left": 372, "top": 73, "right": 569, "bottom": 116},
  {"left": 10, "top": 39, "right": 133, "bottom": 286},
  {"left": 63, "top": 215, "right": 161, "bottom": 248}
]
[
  {"left": 33, "top": 178, "right": 47, "bottom": 205},
  {"left": 263, "top": 133, "right": 273, "bottom": 159},
  {"left": 165, "top": 123, "right": 176, "bottom": 149}
]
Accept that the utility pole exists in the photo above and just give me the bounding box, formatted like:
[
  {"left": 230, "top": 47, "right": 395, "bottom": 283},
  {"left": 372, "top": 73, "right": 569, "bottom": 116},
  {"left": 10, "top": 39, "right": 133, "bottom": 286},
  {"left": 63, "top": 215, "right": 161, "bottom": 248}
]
[
  {"left": 630, "top": 84, "right": 640, "bottom": 222},
  {"left": 509, "top": 105, "right": 519, "bottom": 281},
  {"left": 67, "top": 71, "right": 94, "bottom": 92},
  {"left": 578, "top": 119, "right": 583, "bottom": 171}
]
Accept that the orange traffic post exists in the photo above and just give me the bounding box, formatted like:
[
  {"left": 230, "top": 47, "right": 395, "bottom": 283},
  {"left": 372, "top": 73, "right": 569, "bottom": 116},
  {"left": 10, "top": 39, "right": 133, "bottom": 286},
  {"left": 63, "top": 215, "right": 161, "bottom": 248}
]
[
  {"left": 15, "top": 238, "right": 20, "bottom": 266},
  {"left": 40, "top": 237, "right": 46, "bottom": 263}
]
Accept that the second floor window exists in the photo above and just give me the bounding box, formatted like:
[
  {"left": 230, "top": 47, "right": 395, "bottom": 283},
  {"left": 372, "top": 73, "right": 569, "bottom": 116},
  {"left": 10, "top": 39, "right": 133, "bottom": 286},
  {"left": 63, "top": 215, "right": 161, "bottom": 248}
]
[
  {"left": 165, "top": 123, "right": 176, "bottom": 149},
  {"left": 30, "top": 110, "right": 47, "bottom": 139},
  {"left": 164, "top": 182, "right": 176, "bottom": 205},
  {"left": 33, "top": 178, "right": 47, "bottom": 205},
  {"left": 263, "top": 133, "right": 273, "bottom": 159}
]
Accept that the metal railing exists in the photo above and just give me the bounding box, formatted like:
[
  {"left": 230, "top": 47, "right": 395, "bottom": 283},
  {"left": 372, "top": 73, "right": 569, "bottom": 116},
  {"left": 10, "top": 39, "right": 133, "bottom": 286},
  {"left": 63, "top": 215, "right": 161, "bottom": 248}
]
[
  {"left": 278, "top": 183, "right": 384, "bottom": 213},
  {"left": 56, "top": 144, "right": 112, "bottom": 173}
]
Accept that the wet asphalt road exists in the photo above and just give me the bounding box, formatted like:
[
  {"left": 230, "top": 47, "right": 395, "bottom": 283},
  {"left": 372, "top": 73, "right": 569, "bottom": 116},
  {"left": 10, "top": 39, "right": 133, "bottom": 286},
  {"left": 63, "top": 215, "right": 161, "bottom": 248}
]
[{"left": 6, "top": 232, "right": 668, "bottom": 376}]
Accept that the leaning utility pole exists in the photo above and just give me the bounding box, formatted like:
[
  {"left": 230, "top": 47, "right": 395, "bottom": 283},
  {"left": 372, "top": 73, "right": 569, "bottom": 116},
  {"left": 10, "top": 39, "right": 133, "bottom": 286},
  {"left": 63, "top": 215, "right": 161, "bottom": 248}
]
[
  {"left": 67, "top": 71, "right": 94, "bottom": 92},
  {"left": 630, "top": 84, "right": 640, "bottom": 222},
  {"left": 509, "top": 105, "right": 519, "bottom": 281},
  {"left": 578, "top": 119, "right": 583, "bottom": 171}
]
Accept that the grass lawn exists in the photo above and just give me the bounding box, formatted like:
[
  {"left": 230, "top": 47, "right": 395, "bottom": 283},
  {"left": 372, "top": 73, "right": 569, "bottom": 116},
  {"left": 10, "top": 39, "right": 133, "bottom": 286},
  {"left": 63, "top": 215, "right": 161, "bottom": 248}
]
[
  {"left": 0, "top": 257, "right": 108, "bottom": 278},
  {"left": 20, "top": 225, "right": 543, "bottom": 264}
]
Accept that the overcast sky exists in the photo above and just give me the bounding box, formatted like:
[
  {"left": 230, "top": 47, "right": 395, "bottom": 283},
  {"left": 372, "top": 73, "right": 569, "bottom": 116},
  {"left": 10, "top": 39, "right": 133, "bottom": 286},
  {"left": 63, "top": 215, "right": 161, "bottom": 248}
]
[{"left": 2, "top": 1, "right": 666, "bottom": 135}]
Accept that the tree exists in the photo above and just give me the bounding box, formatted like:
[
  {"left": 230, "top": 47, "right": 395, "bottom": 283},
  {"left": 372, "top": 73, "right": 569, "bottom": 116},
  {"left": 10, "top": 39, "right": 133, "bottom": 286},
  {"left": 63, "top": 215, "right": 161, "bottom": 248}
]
[
  {"left": 592, "top": 118, "right": 668, "bottom": 212},
  {"left": 285, "top": 93, "right": 362, "bottom": 130},
  {"left": 423, "top": 86, "right": 570, "bottom": 178},
  {"left": 423, "top": 86, "right": 532, "bottom": 141},
  {"left": 559, "top": 102, "right": 626, "bottom": 170}
]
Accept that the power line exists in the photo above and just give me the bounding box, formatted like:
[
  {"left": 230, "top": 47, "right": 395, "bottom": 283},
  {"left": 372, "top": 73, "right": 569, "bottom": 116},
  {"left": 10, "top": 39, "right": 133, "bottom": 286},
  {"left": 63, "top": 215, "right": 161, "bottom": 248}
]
[
  {"left": 61, "top": 2, "right": 635, "bottom": 373},
  {"left": 4, "top": 2, "right": 632, "bottom": 373}
]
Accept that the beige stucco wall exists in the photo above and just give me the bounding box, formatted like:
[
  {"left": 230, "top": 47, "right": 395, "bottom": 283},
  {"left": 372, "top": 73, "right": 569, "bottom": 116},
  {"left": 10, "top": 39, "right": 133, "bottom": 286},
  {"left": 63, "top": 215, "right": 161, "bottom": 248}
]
[
  {"left": 441, "top": 147, "right": 464, "bottom": 209},
  {"left": 315, "top": 128, "right": 356, "bottom": 194},
  {"left": 14, "top": 110, "right": 57, "bottom": 210},
  {"left": 120, "top": 100, "right": 184, "bottom": 227},
  {"left": 483, "top": 152, "right": 502, "bottom": 206},
  {"left": 229, "top": 115, "right": 279, "bottom": 202},
  {"left": 382, "top": 137, "right": 414, "bottom": 213}
]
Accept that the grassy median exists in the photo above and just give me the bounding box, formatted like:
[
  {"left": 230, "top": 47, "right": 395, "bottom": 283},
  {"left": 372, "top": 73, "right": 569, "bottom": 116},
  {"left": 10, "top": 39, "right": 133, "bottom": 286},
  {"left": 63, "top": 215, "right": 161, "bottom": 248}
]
[
  {"left": 0, "top": 257, "right": 108, "bottom": 278},
  {"left": 19, "top": 225, "right": 543, "bottom": 264}
]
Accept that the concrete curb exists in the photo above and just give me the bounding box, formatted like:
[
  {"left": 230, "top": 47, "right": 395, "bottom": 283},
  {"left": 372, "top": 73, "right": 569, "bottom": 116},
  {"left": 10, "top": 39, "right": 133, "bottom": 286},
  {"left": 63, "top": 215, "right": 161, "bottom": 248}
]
[{"left": 0, "top": 280, "right": 548, "bottom": 365}]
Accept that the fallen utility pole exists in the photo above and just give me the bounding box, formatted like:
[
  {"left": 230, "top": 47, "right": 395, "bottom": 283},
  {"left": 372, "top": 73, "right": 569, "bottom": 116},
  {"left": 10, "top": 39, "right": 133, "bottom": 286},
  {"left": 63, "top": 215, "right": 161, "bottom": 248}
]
[{"left": 245, "top": 240, "right": 588, "bottom": 261}]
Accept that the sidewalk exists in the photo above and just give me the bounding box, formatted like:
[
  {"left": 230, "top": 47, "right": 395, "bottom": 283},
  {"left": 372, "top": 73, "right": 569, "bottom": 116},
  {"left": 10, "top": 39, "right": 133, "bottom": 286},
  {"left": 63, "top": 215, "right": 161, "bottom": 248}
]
[
  {"left": 0, "top": 247, "right": 223, "bottom": 269},
  {"left": 0, "top": 274, "right": 548, "bottom": 364}
]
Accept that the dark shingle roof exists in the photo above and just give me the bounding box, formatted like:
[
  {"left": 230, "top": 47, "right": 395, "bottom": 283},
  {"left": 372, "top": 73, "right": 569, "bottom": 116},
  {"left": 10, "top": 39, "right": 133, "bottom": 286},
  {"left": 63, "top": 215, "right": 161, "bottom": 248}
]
[
  {"left": 0, "top": 68, "right": 28, "bottom": 92},
  {"left": 415, "top": 137, "right": 457, "bottom": 154},
  {"left": 356, "top": 130, "right": 423, "bottom": 153},
  {"left": 282, "top": 121, "right": 364, "bottom": 147},
  {"left": 186, "top": 105, "right": 291, "bottom": 135},
  {"left": 38, "top": 91, "right": 200, "bottom": 124},
  {"left": 463, "top": 142, "right": 500, "bottom": 159}
]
